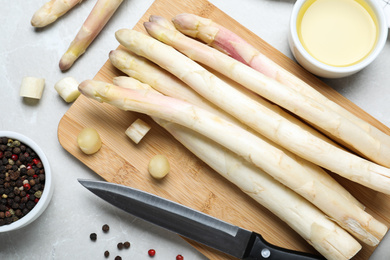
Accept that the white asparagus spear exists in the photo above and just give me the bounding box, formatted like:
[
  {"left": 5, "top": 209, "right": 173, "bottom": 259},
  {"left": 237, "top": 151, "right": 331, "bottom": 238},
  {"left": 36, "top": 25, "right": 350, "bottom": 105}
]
[
  {"left": 171, "top": 13, "right": 390, "bottom": 167},
  {"left": 113, "top": 77, "right": 362, "bottom": 260},
  {"left": 31, "top": 0, "right": 83, "bottom": 27},
  {"left": 110, "top": 50, "right": 364, "bottom": 209},
  {"left": 146, "top": 16, "right": 389, "bottom": 167},
  {"left": 115, "top": 28, "right": 390, "bottom": 196},
  {"left": 79, "top": 79, "right": 387, "bottom": 246},
  {"left": 59, "top": 0, "right": 123, "bottom": 71}
]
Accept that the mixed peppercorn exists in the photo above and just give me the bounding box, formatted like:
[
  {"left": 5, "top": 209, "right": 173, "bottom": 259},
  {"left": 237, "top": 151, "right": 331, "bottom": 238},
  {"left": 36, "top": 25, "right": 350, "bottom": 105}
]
[
  {"left": 0, "top": 137, "right": 45, "bottom": 226},
  {"left": 90, "top": 224, "right": 184, "bottom": 259}
]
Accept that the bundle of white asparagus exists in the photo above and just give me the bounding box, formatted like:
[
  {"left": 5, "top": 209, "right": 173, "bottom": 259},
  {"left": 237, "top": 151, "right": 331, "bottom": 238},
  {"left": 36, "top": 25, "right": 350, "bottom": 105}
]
[{"left": 76, "top": 14, "right": 390, "bottom": 260}]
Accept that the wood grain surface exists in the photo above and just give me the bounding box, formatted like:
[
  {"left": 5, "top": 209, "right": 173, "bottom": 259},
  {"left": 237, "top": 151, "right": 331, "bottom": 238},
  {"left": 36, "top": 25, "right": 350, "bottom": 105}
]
[{"left": 57, "top": 0, "right": 390, "bottom": 259}]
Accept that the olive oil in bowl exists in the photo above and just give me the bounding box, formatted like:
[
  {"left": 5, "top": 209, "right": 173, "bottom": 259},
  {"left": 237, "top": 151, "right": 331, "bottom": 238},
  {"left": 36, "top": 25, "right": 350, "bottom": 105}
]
[
  {"left": 297, "top": 0, "right": 378, "bottom": 67},
  {"left": 289, "top": 0, "right": 387, "bottom": 78}
]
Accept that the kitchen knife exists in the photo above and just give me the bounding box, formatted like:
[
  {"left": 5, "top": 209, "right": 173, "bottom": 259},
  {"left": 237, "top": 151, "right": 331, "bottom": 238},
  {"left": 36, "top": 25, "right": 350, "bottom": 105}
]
[{"left": 79, "top": 179, "right": 325, "bottom": 259}]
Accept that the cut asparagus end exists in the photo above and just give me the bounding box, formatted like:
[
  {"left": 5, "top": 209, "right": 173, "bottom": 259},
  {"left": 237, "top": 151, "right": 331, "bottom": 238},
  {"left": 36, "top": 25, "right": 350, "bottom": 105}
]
[
  {"left": 19, "top": 77, "right": 45, "bottom": 99},
  {"left": 125, "top": 118, "right": 151, "bottom": 144},
  {"left": 54, "top": 76, "right": 80, "bottom": 102}
]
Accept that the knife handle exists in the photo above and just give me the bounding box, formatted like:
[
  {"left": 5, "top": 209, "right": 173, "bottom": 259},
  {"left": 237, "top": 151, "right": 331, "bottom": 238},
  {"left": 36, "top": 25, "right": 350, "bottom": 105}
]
[{"left": 242, "top": 232, "right": 325, "bottom": 260}]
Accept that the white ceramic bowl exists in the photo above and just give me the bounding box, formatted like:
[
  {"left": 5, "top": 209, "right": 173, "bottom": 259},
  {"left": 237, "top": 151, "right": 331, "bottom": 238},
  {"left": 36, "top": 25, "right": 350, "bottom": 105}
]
[
  {"left": 288, "top": 0, "right": 388, "bottom": 78},
  {"left": 0, "top": 131, "right": 53, "bottom": 232}
]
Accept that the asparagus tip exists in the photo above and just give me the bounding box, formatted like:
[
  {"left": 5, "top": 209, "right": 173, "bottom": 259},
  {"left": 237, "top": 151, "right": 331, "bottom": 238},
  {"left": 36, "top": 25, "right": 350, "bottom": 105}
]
[
  {"left": 149, "top": 15, "right": 176, "bottom": 30},
  {"left": 171, "top": 13, "right": 197, "bottom": 30},
  {"left": 31, "top": 12, "right": 55, "bottom": 28},
  {"left": 59, "top": 52, "right": 77, "bottom": 71},
  {"left": 78, "top": 80, "right": 93, "bottom": 97}
]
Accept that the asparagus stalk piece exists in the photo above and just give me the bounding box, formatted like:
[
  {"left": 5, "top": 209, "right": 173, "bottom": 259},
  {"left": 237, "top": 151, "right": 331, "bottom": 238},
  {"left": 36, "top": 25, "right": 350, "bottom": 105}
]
[
  {"left": 109, "top": 50, "right": 364, "bottom": 209},
  {"left": 31, "top": 0, "right": 83, "bottom": 27},
  {"left": 79, "top": 79, "right": 387, "bottom": 246},
  {"left": 115, "top": 28, "right": 390, "bottom": 197},
  {"left": 19, "top": 77, "right": 45, "bottom": 99},
  {"left": 54, "top": 76, "right": 80, "bottom": 102},
  {"left": 124, "top": 117, "right": 151, "bottom": 144},
  {"left": 59, "top": 0, "right": 123, "bottom": 71},
  {"left": 171, "top": 13, "right": 390, "bottom": 167},
  {"left": 113, "top": 76, "right": 362, "bottom": 260}
]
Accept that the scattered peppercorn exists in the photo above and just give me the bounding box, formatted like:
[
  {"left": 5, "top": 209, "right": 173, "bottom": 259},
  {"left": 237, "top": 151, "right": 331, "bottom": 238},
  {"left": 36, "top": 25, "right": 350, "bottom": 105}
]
[
  {"left": 104, "top": 250, "right": 110, "bottom": 258},
  {"left": 123, "top": 241, "right": 130, "bottom": 249},
  {"left": 90, "top": 233, "right": 97, "bottom": 241},
  {"left": 102, "top": 224, "right": 109, "bottom": 233},
  {"left": 148, "top": 249, "right": 156, "bottom": 257},
  {"left": 117, "top": 242, "right": 124, "bottom": 250},
  {"left": 176, "top": 254, "right": 184, "bottom": 260},
  {"left": 115, "top": 256, "right": 122, "bottom": 260},
  {"left": 0, "top": 137, "right": 45, "bottom": 227}
]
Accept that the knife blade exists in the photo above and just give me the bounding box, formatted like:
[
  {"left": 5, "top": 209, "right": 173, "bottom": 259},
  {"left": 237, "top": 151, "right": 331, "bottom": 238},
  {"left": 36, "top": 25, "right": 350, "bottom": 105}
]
[{"left": 78, "top": 179, "right": 324, "bottom": 260}]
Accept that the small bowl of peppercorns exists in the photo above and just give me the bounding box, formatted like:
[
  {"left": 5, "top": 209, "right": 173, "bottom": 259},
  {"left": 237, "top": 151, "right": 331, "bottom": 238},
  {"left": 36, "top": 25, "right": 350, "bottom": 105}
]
[{"left": 0, "top": 131, "right": 53, "bottom": 232}]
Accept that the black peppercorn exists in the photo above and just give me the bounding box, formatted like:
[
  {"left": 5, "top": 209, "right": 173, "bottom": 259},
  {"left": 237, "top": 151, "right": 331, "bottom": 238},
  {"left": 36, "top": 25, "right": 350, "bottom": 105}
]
[
  {"left": 104, "top": 251, "right": 110, "bottom": 258},
  {"left": 12, "top": 147, "right": 21, "bottom": 155},
  {"left": 102, "top": 224, "right": 109, "bottom": 233},
  {"left": 27, "top": 169, "right": 35, "bottom": 176},
  {"left": 90, "top": 233, "right": 97, "bottom": 241},
  {"left": 117, "top": 242, "right": 123, "bottom": 250},
  {"left": 15, "top": 209, "right": 22, "bottom": 217},
  {"left": 9, "top": 171, "right": 20, "bottom": 181},
  {"left": 4, "top": 151, "right": 11, "bottom": 158},
  {"left": 115, "top": 256, "right": 122, "bottom": 260},
  {"left": 124, "top": 241, "right": 130, "bottom": 249},
  {"left": 26, "top": 201, "right": 35, "bottom": 210},
  {"left": 11, "top": 202, "right": 19, "bottom": 209},
  {"left": 20, "top": 167, "right": 27, "bottom": 175}
]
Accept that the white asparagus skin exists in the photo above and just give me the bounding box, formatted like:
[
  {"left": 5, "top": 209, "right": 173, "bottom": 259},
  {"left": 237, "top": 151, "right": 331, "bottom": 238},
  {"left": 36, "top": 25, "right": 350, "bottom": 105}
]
[
  {"left": 171, "top": 13, "right": 390, "bottom": 167},
  {"left": 79, "top": 79, "right": 387, "bottom": 246},
  {"left": 146, "top": 16, "right": 388, "bottom": 167},
  {"left": 109, "top": 50, "right": 365, "bottom": 210},
  {"left": 31, "top": 0, "right": 83, "bottom": 28},
  {"left": 115, "top": 28, "right": 390, "bottom": 197},
  {"left": 113, "top": 77, "right": 362, "bottom": 260},
  {"left": 59, "top": 0, "right": 123, "bottom": 71}
]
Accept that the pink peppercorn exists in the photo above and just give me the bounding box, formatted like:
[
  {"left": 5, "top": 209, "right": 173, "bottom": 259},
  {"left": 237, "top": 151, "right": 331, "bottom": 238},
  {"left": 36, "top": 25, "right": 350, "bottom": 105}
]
[
  {"left": 23, "top": 183, "right": 31, "bottom": 191},
  {"left": 148, "top": 249, "right": 156, "bottom": 257},
  {"left": 176, "top": 255, "right": 184, "bottom": 260},
  {"left": 33, "top": 158, "right": 40, "bottom": 165}
]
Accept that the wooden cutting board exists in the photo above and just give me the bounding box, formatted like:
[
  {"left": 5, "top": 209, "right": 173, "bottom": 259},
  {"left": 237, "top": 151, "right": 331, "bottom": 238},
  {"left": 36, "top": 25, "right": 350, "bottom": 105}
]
[{"left": 57, "top": 0, "right": 390, "bottom": 259}]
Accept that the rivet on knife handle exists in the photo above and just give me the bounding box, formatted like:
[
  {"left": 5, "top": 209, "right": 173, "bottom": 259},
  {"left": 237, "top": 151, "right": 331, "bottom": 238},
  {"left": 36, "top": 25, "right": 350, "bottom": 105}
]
[{"left": 243, "top": 232, "right": 325, "bottom": 260}]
